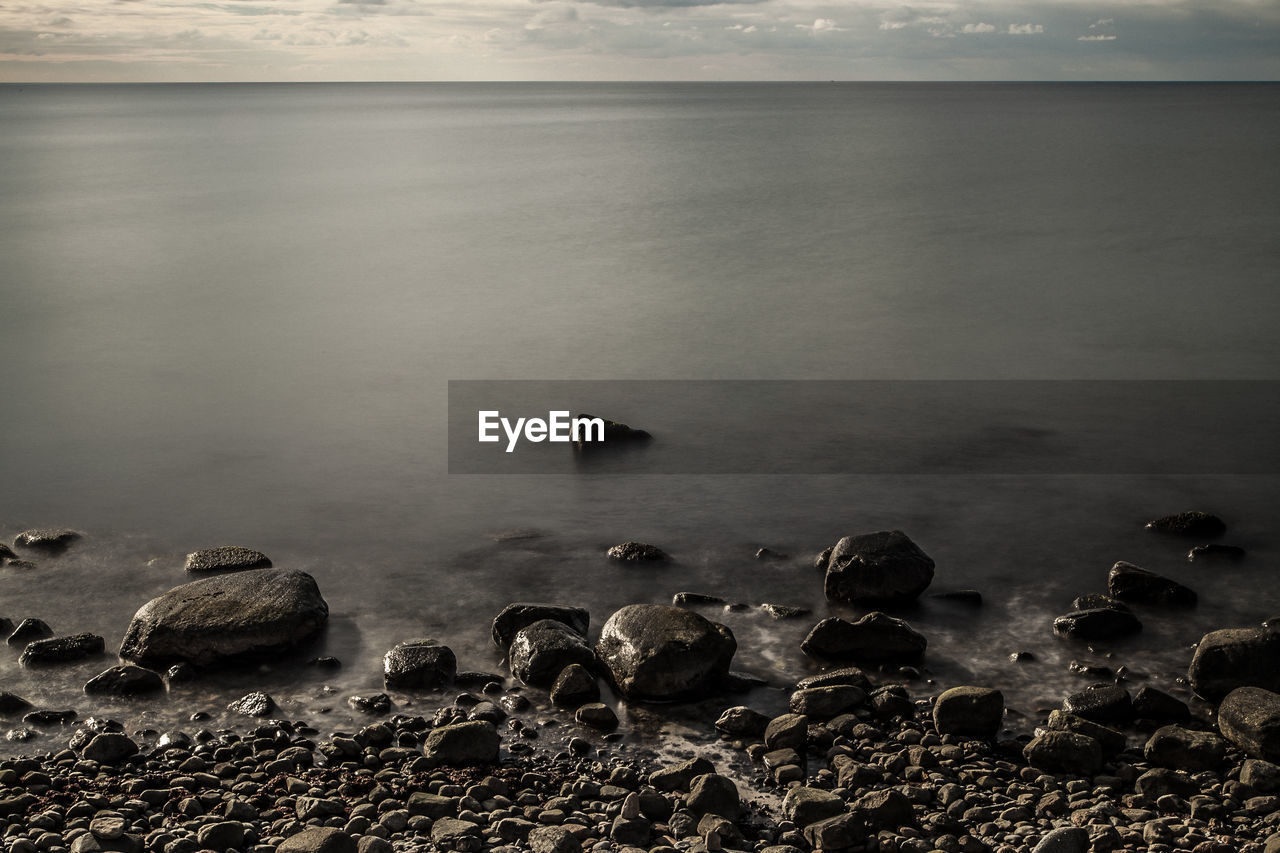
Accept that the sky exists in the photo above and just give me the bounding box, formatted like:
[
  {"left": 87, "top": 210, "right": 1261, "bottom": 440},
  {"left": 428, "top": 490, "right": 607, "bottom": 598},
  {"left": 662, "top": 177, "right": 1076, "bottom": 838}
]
[{"left": 0, "top": 0, "right": 1277, "bottom": 81}]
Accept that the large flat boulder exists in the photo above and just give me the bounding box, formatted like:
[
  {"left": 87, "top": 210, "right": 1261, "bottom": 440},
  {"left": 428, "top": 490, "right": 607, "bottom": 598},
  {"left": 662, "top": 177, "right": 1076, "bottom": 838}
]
[
  {"left": 1188, "top": 627, "right": 1280, "bottom": 700},
  {"left": 821, "top": 530, "right": 934, "bottom": 604},
  {"left": 596, "top": 604, "right": 736, "bottom": 701},
  {"left": 119, "top": 570, "right": 329, "bottom": 668},
  {"left": 1218, "top": 687, "right": 1280, "bottom": 762}
]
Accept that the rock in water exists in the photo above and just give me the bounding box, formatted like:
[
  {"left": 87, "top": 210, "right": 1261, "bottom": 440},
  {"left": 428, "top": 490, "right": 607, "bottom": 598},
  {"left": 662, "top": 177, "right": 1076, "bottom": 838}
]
[
  {"left": 184, "top": 545, "right": 272, "bottom": 573},
  {"left": 20, "top": 633, "right": 104, "bottom": 666},
  {"left": 605, "top": 542, "right": 669, "bottom": 562},
  {"left": 800, "top": 612, "right": 927, "bottom": 662},
  {"left": 509, "top": 620, "right": 597, "bottom": 688},
  {"left": 383, "top": 639, "right": 457, "bottom": 689},
  {"left": 821, "top": 530, "right": 934, "bottom": 604},
  {"left": 1145, "top": 511, "right": 1226, "bottom": 537},
  {"left": 12, "top": 528, "right": 80, "bottom": 553},
  {"left": 596, "top": 604, "right": 736, "bottom": 701},
  {"left": 491, "top": 603, "right": 589, "bottom": 649},
  {"left": 1218, "top": 686, "right": 1280, "bottom": 762},
  {"left": 83, "top": 665, "right": 165, "bottom": 696},
  {"left": 7, "top": 618, "right": 52, "bottom": 646},
  {"left": 1053, "top": 608, "right": 1142, "bottom": 640},
  {"left": 1188, "top": 627, "right": 1280, "bottom": 699},
  {"left": 933, "top": 686, "right": 1004, "bottom": 737},
  {"left": 119, "top": 570, "right": 329, "bottom": 668},
  {"left": 1107, "top": 561, "right": 1197, "bottom": 606},
  {"left": 228, "top": 691, "right": 275, "bottom": 717}
]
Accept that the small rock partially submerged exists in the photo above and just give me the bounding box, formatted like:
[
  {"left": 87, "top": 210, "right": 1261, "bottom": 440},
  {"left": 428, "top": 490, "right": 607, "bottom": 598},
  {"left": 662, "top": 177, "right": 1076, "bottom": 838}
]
[
  {"left": 183, "top": 545, "right": 272, "bottom": 573},
  {"left": 19, "top": 633, "right": 105, "bottom": 666},
  {"left": 383, "top": 639, "right": 457, "bottom": 689},
  {"left": 819, "top": 530, "right": 935, "bottom": 604},
  {"left": 1188, "top": 543, "right": 1246, "bottom": 561},
  {"left": 227, "top": 691, "right": 275, "bottom": 717},
  {"left": 84, "top": 665, "right": 165, "bottom": 696},
  {"left": 800, "top": 612, "right": 927, "bottom": 662},
  {"left": 1145, "top": 510, "right": 1226, "bottom": 537},
  {"left": 605, "top": 542, "right": 669, "bottom": 562},
  {"left": 1107, "top": 561, "right": 1197, "bottom": 606},
  {"left": 491, "top": 603, "right": 589, "bottom": 649},
  {"left": 12, "top": 528, "right": 81, "bottom": 553},
  {"left": 1053, "top": 607, "right": 1142, "bottom": 640}
]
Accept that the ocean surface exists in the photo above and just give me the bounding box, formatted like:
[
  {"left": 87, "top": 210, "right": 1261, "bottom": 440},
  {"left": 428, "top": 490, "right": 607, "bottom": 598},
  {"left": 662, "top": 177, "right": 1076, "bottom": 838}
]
[{"left": 0, "top": 82, "right": 1278, "bottom": 742}]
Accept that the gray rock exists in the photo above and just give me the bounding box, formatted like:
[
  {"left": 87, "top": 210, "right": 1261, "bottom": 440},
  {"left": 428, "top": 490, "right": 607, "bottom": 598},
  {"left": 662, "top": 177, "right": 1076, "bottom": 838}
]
[
  {"left": 575, "top": 702, "right": 618, "bottom": 731},
  {"left": 6, "top": 618, "right": 51, "bottom": 646},
  {"left": 687, "top": 773, "right": 740, "bottom": 818},
  {"left": 596, "top": 604, "right": 736, "bottom": 701},
  {"left": 821, "top": 530, "right": 934, "bottom": 603},
  {"left": 1241, "top": 758, "right": 1280, "bottom": 792},
  {"left": 422, "top": 720, "right": 499, "bottom": 765},
  {"left": 82, "top": 733, "right": 138, "bottom": 764},
  {"left": 20, "top": 633, "right": 104, "bottom": 666},
  {"left": 383, "top": 639, "right": 456, "bottom": 689},
  {"left": 277, "top": 827, "right": 358, "bottom": 853},
  {"left": 1188, "top": 627, "right": 1280, "bottom": 699},
  {"left": 605, "top": 542, "right": 668, "bottom": 562},
  {"left": 1031, "top": 826, "right": 1089, "bottom": 853},
  {"left": 406, "top": 792, "right": 457, "bottom": 819},
  {"left": 1108, "top": 561, "right": 1197, "bottom": 606},
  {"left": 852, "top": 788, "right": 913, "bottom": 829},
  {"left": 549, "top": 662, "right": 599, "bottom": 707},
  {"left": 714, "top": 706, "right": 769, "bottom": 737},
  {"left": 802, "top": 813, "right": 864, "bottom": 850},
  {"left": 13, "top": 528, "right": 80, "bottom": 552},
  {"left": 1144, "top": 725, "right": 1226, "bottom": 771},
  {"left": 1045, "top": 711, "right": 1127, "bottom": 755},
  {"left": 789, "top": 685, "right": 865, "bottom": 719},
  {"left": 431, "top": 818, "right": 481, "bottom": 848},
  {"left": 1023, "top": 730, "right": 1103, "bottom": 776},
  {"left": 491, "top": 603, "right": 589, "bottom": 649},
  {"left": 1053, "top": 608, "right": 1142, "bottom": 640},
  {"left": 650, "top": 756, "right": 715, "bottom": 791},
  {"left": 119, "top": 570, "right": 328, "bottom": 668},
  {"left": 800, "top": 612, "right": 926, "bottom": 662},
  {"left": 1063, "top": 684, "right": 1132, "bottom": 723},
  {"left": 196, "top": 822, "right": 245, "bottom": 850},
  {"left": 764, "top": 713, "right": 808, "bottom": 750},
  {"left": 348, "top": 693, "right": 392, "bottom": 714},
  {"left": 933, "top": 686, "right": 1004, "bottom": 737},
  {"left": 1132, "top": 686, "right": 1191, "bottom": 721},
  {"left": 529, "top": 826, "right": 581, "bottom": 853},
  {"left": 83, "top": 665, "right": 165, "bottom": 696},
  {"left": 795, "top": 667, "right": 872, "bottom": 691},
  {"left": 782, "top": 786, "right": 845, "bottom": 827},
  {"left": 511, "top": 620, "right": 597, "bottom": 688},
  {"left": 184, "top": 545, "right": 272, "bottom": 573},
  {"left": 227, "top": 691, "right": 275, "bottom": 717},
  {"left": 1218, "top": 686, "right": 1280, "bottom": 762},
  {"left": 1146, "top": 511, "right": 1225, "bottom": 537}
]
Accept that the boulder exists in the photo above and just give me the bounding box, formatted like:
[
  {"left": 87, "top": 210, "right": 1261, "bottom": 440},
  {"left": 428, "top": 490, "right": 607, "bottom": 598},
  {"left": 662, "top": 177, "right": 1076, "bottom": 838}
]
[
  {"left": 227, "top": 691, "right": 275, "bottom": 717},
  {"left": 1218, "top": 686, "right": 1280, "bottom": 762},
  {"left": 1144, "top": 725, "right": 1226, "bottom": 771},
  {"left": 422, "top": 720, "right": 499, "bottom": 765},
  {"left": 510, "top": 620, "right": 597, "bottom": 688},
  {"left": 789, "top": 685, "right": 865, "bottom": 719},
  {"left": 933, "top": 686, "right": 1004, "bottom": 737},
  {"left": 383, "top": 639, "right": 456, "bottom": 689},
  {"left": 1132, "top": 686, "right": 1190, "bottom": 721},
  {"left": 82, "top": 733, "right": 138, "bottom": 765},
  {"left": 6, "top": 618, "right": 51, "bottom": 646},
  {"left": 20, "top": 633, "right": 104, "bottom": 666},
  {"left": 1107, "top": 561, "right": 1196, "bottom": 606},
  {"left": 783, "top": 786, "right": 845, "bottom": 827},
  {"left": 800, "top": 613, "right": 926, "bottom": 662},
  {"left": 1188, "top": 627, "right": 1280, "bottom": 699},
  {"left": 13, "top": 528, "right": 80, "bottom": 552},
  {"left": 119, "top": 570, "right": 328, "bottom": 668},
  {"left": 1045, "top": 711, "right": 1126, "bottom": 755},
  {"left": 714, "top": 706, "right": 770, "bottom": 738},
  {"left": 1053, "top": 608, "right": 1141, "bottom": 640},
  {"left": 821, "top": 530, "right": 934, "bottom": 603},
  {"left": 184, "top": 545, "right": 272, "bottom": 573},
  {"left": 1023, "top": 731, "right": 1103, "bottom": 776},
  {"left": 1145, "top": 511, "right": 1225, "bottom": 537},
  {"left": 1241, "top": 758, "right": 1280, "bottom": 792},
  {"left": 277, "top": 827, "right": 357, "bottom": 853},
  {"left": 596, "top": 604, "right": 736, "bottom": 701},
  {"left": 83, "top": 665, "right": 165, "bottom": 696},
  {"left": 852, "top": 788, "right": 913, "bottom": 829},
  {"left": 491, "top": 603, "right": 589, "bottom": 649},
  {"left": 687, "top": 773, "right": 740, "bottom": 818},
  {"left": 1063, "top": 684, "right": 1132, "bottom": 723},
  {"left": 1134, "top": 767, "right": 1197, "bottom": 799},
  {"left": 605, "top": 542, "right": 668, "bottom": 562},
  {"left": 549, "top": 663, "right": 599, "bottom": 707}
]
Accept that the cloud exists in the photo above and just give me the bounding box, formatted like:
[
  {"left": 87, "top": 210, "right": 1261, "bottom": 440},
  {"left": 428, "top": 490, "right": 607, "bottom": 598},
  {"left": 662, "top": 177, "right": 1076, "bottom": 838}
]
[
  {"left": 1079, "top": 17, "right": 1116, "bottom": 41},
  {"left": 1007, "top": 23, "right": 1043, "bottom": 35},
  {"left": 797, "top": 18, "right": 843, "bottom": 34},
  {"left": 1078, "top": 34, "right": 1117, "bottom": 41},
  {"left": 960, "top": 23, "right": 995, "bottom": 34},
  {"left": 878, "top": 7, "right": 946, "bottom": 31}
]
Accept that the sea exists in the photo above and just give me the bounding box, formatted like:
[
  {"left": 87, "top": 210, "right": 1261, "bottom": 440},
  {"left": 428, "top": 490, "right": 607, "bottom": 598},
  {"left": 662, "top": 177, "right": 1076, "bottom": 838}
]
[{"left": 0, "top": 82, "right": 1278, "bottom": 742}]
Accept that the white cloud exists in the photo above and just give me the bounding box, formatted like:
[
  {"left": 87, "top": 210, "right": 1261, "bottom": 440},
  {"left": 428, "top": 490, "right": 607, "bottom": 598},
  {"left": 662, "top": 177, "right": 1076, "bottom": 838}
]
[
  {"left": 1078, "top": 34, "right": 1117, "bottom": 41},
  {"left": 960, "top": 22, "right": 995, "bottom": 34},
  {"left": 1007, "top": 23, "right": 1043, "bottom": 35},
  {"left": 797, "top": 18, "right": 842, "bottom": 34}
]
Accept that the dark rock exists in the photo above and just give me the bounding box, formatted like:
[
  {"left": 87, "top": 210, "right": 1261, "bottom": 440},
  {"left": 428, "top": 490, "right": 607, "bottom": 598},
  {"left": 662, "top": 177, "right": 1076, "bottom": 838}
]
[
  {"left": 24, "top": 709, "right": 76, "bottom": 725},
  {"left": 197, "top": 822, "right": 245, "bottom": 851},
  {"left": 800, "top": 612, "right": 926, "bottom": 662},
  {"left": 755, "top": 547, "right": 787, "bottom": 560},
  {"left": 869, "top": 684, "right": 915, "bottom": 719},
  {"left": 1133, "top": 686, "right": 1190, "bottom": 721},
  {"left": 1188, "top": 544, "right": 1246, "bottom": 561},
  {"left": 20, "top": 633, "right": 104, "bottom": 666},
  {"left": 1144, "top": 725, "right": 1227, "bottom": 771},
  {"left": 406, "top": 792, "right": 457, "bottom": 819},
  {"left": 821, "top": 530, "right": 934, "bottom": 603},
  {"left": 7, "top": 618, "right": 52, "bottom": 646},
  {"left": 82, "top": 732, "right": 139, "bottom": 764},
  {"left": 672, "top": 592, "right": 725, "bottom": 606},
  {"left": 852, "top": 788, "right": 913, "bottom": 829},
  {"left": 348, "top": 693, "right": 392, "bottom": 714},
  {"left": 549, "top": 663, "right": 599, "bottom": 707},
  {"left": 1068, "top": 660, "right": 1114, "bottom": 679},
  {"left": 422, "top": 720, "right": 499, "bottom": 765},
  {"left": 764, "top": 713, "right": 808, "bottom": 750},
  {"left": 610, "top": 815, "right": 651, "bottom": 847},
  {"left": 227, "top": 691, "right": 275, "bottom": 717},
  {"left": 795, "top": 667, "right": 872, "bottom": 691},
  {"left": 0, "top": 692, "right": 32, "bottom": 714},
  {"left": 184, "top": 545, "right": 271, "bottom": 573},
  {"left": 1146, "top": 511, "right": 1225, "bottom": 537},
  {"left": 802, "top": 813, "right": 865, "bottom": 851},
  {"left": 467, "top": 700, "right": 505, "bottom": 724},
  {"left": 83, "top": 665, "right": 165, "bottom": 696},
  {"left": 491, "top": 603, "right": 589, "bottom": 650},
  {"left": 1010, "top": 651, "right": 1035, "bottom": 662},
  {"left": 782, "top": 786, "right": 845, "bottom": 827},
  {"left": 687, "top": 773, "right": 740, "bottom": 818},
  {"left": 574, "top": 414, "right": 651, "bottom": 447},
  {"left": 1031, "top": 827, "right": 1089, "bottom": 853},
  {"left": 605, "top": 542, "right": 668, "bottom": 562},
  {"left": 1072, "top": 593, "right": 1129, "bottom": 613},
  {"left": 760, "top": 603, "right": 810, "bottom": 620},
  {"left": 1023, "top": 731, "right": 1102, "bottom": 776},
  {"left": 650, "top": 756, "right": 715, "bottom": 791},
  {"left": 166, "top": 663, "right": 198, "bottom": 683},
  {"left": 1241, "top": 758, "right": 1280, "bottom": 792},
  {"left": 1135, "top": 767, "right": 1198, "bottom": 799},
  {"left": 1063, "top": 684, "right": 1132, "bottom": 723},
  {"left": 575, "top": 702, "right": 618, "bottom": 730},
  {"left": 1108, "top": 561, "right": 1197, "bottom": 606},
  {"left": 1053, "top": 608, "right": 1141, "bottom": 640},
  {"left": 1188, "top": 627, "right": 1280, "bottom": 699},
  {"left": 431, "top": 818, "right": 481, "bottom": 849},
  {"left": 309, "top": 656, "right": 342, "bottom": 670},
  {"left": 1045, "top": 710, "right": 1127, "bottom": 755},
  {"left": 511, "top": 620, "right": 597, "bottom": 688},
  {"left": 932, "top": 589, "right": 983, "bottom": 606},
  {"left": 1218, "top": 686, "right": 1280, "bottom": 762},
  {"left": 596, "top": 604, "right": 735, "bottom": 701},
  {"left": 119, "top": 570, "right": 329, "bottom": 668},
  {"left": 933, "top": 686, "right": 1004, "bottom": 737},
  {"left": 384, "top": 639, "right": 457, "bottom": 689},
  {"left": 714, "top": 706, "right": 769, "bottom": 737},
  {"left": 789, "top": 685, "right": 865, "bottom": 719},
  {"left": 13, "top": 528, "right": 80, "bottom": 552},
  {"left": 528, "top": 825, "right": 581, "bottom": 853},
  {"left": 276, "top": 827, "right": 358, "bottom": 853}
]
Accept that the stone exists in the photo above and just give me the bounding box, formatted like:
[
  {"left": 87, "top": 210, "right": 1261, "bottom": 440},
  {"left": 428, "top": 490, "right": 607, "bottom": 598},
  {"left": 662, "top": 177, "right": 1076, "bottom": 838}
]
[
  {"left": 933, "top": 686, "right": 1004, "bottom": 737},
  {"left": 1045, "top": 711, "right": 1127, "bottom": 755},
  {"left": 13, "top": 528, "right": 80, "bottom": 552},
  {"left": 795, "top": 667, "right": 872, "bottom": 691},
  {"left": 277, "top": 827, "right": 358, "bottom": 853},
  {"left": 606, "top": 542, "right": 668, "bottom": 562},
  {"left": 852, "top": 788, "right": 913, "bottom": 829},
  {"left": 184, "top": 545, "right": 272, "bottom": 573},
  {"left": 348, "top": 693, "right": 392, "bottom": 714},
  {"left": 1133, "top": 686, "right": 1191, "bottom": 721},
  {"left": 575, "top": 702, "right": 618, "bottom": 731},
  {"left": 1188, "top": 543, "right": 1246, "bottom": 561},
  {"left": 119, "top": 570, "right": 328, "bottom": 667},
  {"left": 1241, "top": 759, "right": 1280, "bottom": 792},
  {"left": 550, "top": 663, "right": 599, "bottom": 707},
  {"left": 789, "top": 685, "right": 865, "bottom": 718},
  {"left": 20, "top": 633, "right": 104, "bottom": 666},
  {"left": 1053, "top": 608, "right": 1142, "bottom": 640},
  {"left": 406, "top": 792, "right": 457, "bottom": 819},
  {"left": 673, "top": 592, "right": 725, "bottom": 606},
  {"left": 0, "top": 692, "right": 32, "bottom": 713},
  {"left": 714, "top": 706, "right": 769, "bottom": 737},
  {"left": 610, "top": 815, "right": 651, "bottom": 846},
  {"left": 422, "top": 720, "right": 499, "bottom": 765},
  {"left": 596, "top": 604, "right": 735, "bottom": 701},
  {"left": 1031, "top": 827, "right": 1089, "bottom": 853},
  {"left": 1188, "top": 627, "right": 1280, "bottom": 699},
  {"left": 650, "top": 756, "right": 715, "bottom": 791},
  {"left": 800, "top": 612, "right": 926, "bottom": 662},
  {"left": 430, "top": 818, "right": 481, "bottom": 848},
  {"left": 1146, "top": 511, "right": 1226, "bottom": 537},
  {"left": 383, "top": 639, "right": 457, "bottom": 689},
  {"left": 575, "top": 415, "right": 650, "bottom": 449},
  {"left": 802, "top": 813, "right": 864, "bottom": 850},
  {"left": 1072, "top": 593, "right": 1130, "bottom": 612},
  {"left": 6, "top": 618, "right": 51, "bottom": 646},
  {"left": 1144, "top": 725, "right": 1227, "bottom": 771},
  {"left": 760, "top": 604, "right": 810, "bottom": 619},
  {"left": 1218, "top": 686, "right": 1280, "bottom": 762},
  {"left": 1135, "top": 768, "right": 1198, "bottom": 799},
  {"left": 821, "top": 530, "right": 934, "bottom": 603},
  {"left": 491, "top": 603, "right": 589, "bottom": 649},
  {"left": 1063, "top": 684, "right": 1132, "bottom": 723},
  {"left": 82, "top": 733, "right": 138, "bottom": 764},
  {"left": 83, "top": 665, "right": 165, "bottom": 696},
  {"left": 1023, "top": 731, "right": 1103, "bottom": 776},
  {"left": 511, "top": 620, "right": 597, "bottom": 688},
  {"left": 196, "top": 822, "right": 245, "bottom": 850},
  {"left": 783, "top": 786, "right": 845, "bottom": 827},
  {"left": 227, "top": 691, "right": 275, "bottom": 717},
  {"left": 528, "top": 825, "right": 581, "bottom": 853},
  {"left": 764, "top": 713, "right": 808, "bottom": 750},
  {"left": 1108, "top": 561, "right": 1197, "bottom": 606},
  {"left": 687, "top": 773, "right": 740, "bottom": 818}
]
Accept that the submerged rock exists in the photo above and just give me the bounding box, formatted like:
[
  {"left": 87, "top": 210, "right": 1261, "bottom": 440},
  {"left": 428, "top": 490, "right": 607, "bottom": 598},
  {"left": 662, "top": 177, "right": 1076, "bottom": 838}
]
[
  {"left": 227, "top": 691, "right": 275, "bottom": 717},
  {"left": 606, "top": 542, "right": 669, "bottom": 562},
  {"left": 384, "top": 639, "right": 457, "bottom": 689},
  {"left": 7, "top": 618, "right": 52, "bottom": 647},
  {"left": 20, "top": 633, "right": 104, "bottom": 666},
  {"left": 800, "top": 612, "right": 927, "bottom": 662},
  {"left": 491, "top": 603, "right": 589, "bottom": 649},
  {"left": 574, "top": 414, "right": 651, "bottom": 449},
  {"left": 1107, "top": 561, "right": 1197, "bottom": 606},
  {"left": 820, "top": 530, "right": 935, "bottom": 604},
  {"left": 12, "top": 528, "right": 80, "bottom": 553},
  {"left": 1188, "top": 543, "right": 1246, "bottom": 561},
  {"left": 596, "top": 604, "right": 736, "bottom": 701},
  {"left": 84, "top": 665, "right": 165, "bottom": 696},
  {"left": 1188, "top": 627, "right": 1280, "bottom": 699},
  {"left": 759, "top": 603, "right": 810, "bottom": 620},
  {"left": 1146, "top": 511, "right": 1226, "bottom": 537},
  {"left": 184, "top": 545, "right": 272, "bottom": 573},
  {"left": 510, "top": 620, "right": 596, "bottom": 688},
  {"left": 119, "top": 570, "right": 329, "bottom": 668},
  {"left": 1053, "top": 607, "right": 1142, "bottom": 640}
]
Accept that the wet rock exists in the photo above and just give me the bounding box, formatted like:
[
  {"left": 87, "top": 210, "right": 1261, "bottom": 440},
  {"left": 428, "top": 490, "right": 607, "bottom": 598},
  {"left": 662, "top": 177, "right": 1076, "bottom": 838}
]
[
  {"left": 596, "top": 604, "right": 735, "bottom": 701},
  {"left": 852, "top": 788, "right": 913, "bottom": 829},
  {"left": 606, "top": 542, "right": 668, "bottom": 562},
  {"left": 869, "top": 684, "right": 915, "bottom": 719},
  {"left": 673, "top": 592, "right": 725, "bottom": 606},
  {"left": 755, "top": 547, "right": 786, "bottom": 560},
  {"left": 650, "top": 756, "right": 715, "bottom": 791},
  {"left": 1063, "top": 684, "right": 1132, "bottom": 723},
  {"left": 1188, "top": 543, "right": 1246, "bottom": 561},
  {"left": 1218, "top": 686, "right": 1280, "bottom": 762},
  {"left": 550, "top": 663, "right": 599, "bottom": 707},
  {"left": 764, "top": 713, "right": 808, "bottom": 750},
  {"left": 511, "top": 620, "right": 597, "bottom": 688},
  {"left": 789, "top": 685, "right": 865, "bottom": 719},
  {"left": 24, "top": 709, "right": 76, "bottom": 725},
  {"left": 227, "top": 691, "right": 275, "bottom": 717},
  {"left": 422, "top": 720, "right": 499, "bottom": 765},
  {"left": 575, "top": 414, "right": 651, "bottom": 447},
  {"left": 1144, "top": 725, "right": 1227, "bottom": 771},
  {"left": 795, "top": 667, "right": 872, "bottom": 691},
  {"left": 81, "top": 733, "right": 138, "bottom": 765},
  {"left": 13, "top": 528, "right": 80, "bottom": 553},
  {"left": 1045, "top": 710, "right": 1127, "bottom": 755},
  {"left": 575, "top": 702, "right": 618, "bottom": 730},
  {"left": 1023, "top": 730, "right": 1103, "bottom": 776},
  {"left": 309, "top": 655, "right": 343, "bottom": 670},
  {"left": 7, "top": 618, "right": 52, "bottom": 646},
  {"left": 1031, "top": 827, "right": 1089, "bottom": 853},
  {"left": 491, "top": 603, "right": 589, "bottom": 649},
  {"left": 760, "top": 603, "right": 810, "bottom": 620},
  {"left": 1135, "top": 767, "right": 1198, "bottom": 799},
  {"left": 800, "top": 612, "right": 926, "bottom": 662},
  {"left": 1188, "top": 627, "right": 1280, "bottom": 699},
  {"left": 1053, "top": 607, "right": 1141, "bottom": 640},
  {"left": 933, "top": 686, "right": 1004, "bottom": 737},
  {"left": 782, "top": 786, "right": 845, "bottom": 827},
  {"left": 1108, "top": 561, "right": 1197, "bottom": 606},
  {"left": 166, "top": 662, "right": 197, "bottom": 683},
  {"left": 348, "top": 693, "right": 392, "bottom": 714},
  {"left": 821, "top": 530, "right": 934, "bottom": 604},
  {"left": 1146, "top": 511, "right": 1225, "bottom": 537},
  {"left": 119, "top": 570, "right": 329, "bottom": 668},
  {"left": 20, "top": 633, "right": 105, "bottom": 666},
  {"left": 83, "top": 665, "right": 165, "bottom": 696},
  {"left": 384, "top": 639, "right": 457, "bottom": 689},
  {"left": 0, "top": 692, "right": 32, "bottom": 714},
  {"left": 528, "top": 825, "right": 581, "bottom": 853},
  {"left": 688, "top": 773, "right": 740, "bottom": 818},
  {"left": 802, "top": 813, "right": 864, "bottom": 850},
  {"left": 1071, "top": 593, "right": 1130, "bottom": 612},
  {"left": 184, "top": 545, "right": 271, "bottom": 573},
  {"left": 277, "top": 827, "right": 358, "bottom": 853},
  {"left": 714, "top": 706, "right": 769, "bottom": 737},
  {"left": 1132, "top": 686, "right": 1191, "bottom": 721},
  {"left": 1241, "top": 758, "right": 1280, "bottom": 792}
]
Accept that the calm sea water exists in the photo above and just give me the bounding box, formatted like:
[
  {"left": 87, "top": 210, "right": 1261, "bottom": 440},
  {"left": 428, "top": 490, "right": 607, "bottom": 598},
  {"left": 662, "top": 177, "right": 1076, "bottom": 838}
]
[{"left": 0, "top": 83, "right": 1278, "bottom": 740}]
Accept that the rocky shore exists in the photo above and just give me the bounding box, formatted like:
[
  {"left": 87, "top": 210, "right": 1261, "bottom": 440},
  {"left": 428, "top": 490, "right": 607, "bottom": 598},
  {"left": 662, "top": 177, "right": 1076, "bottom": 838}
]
[{"left": 1, "top": 514, "right": 1279, "bottom": 853}]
